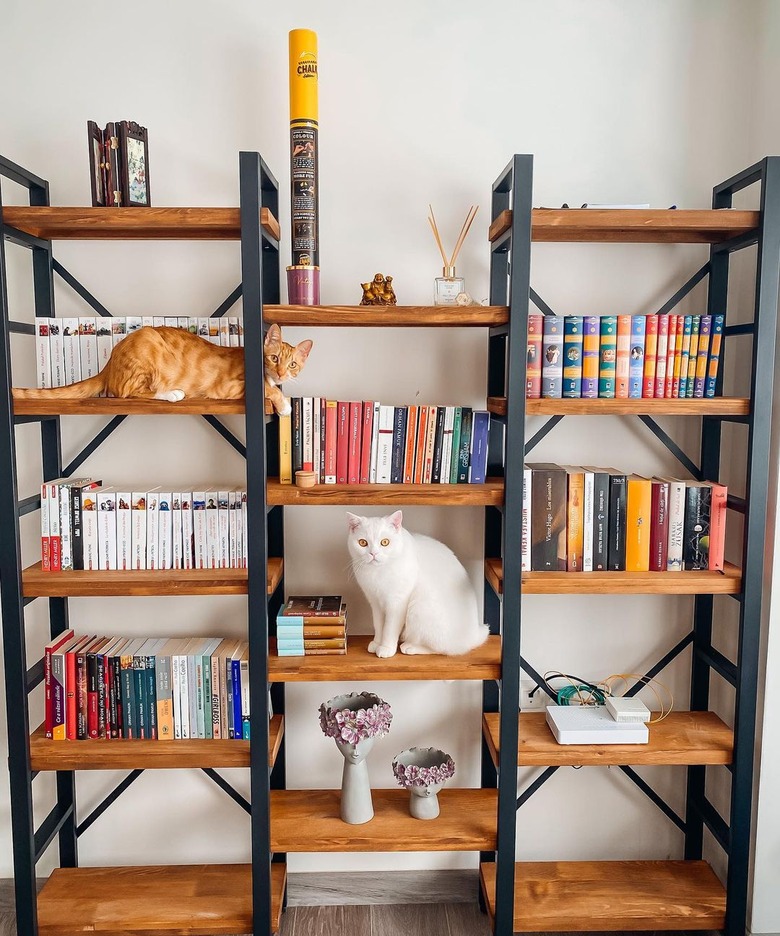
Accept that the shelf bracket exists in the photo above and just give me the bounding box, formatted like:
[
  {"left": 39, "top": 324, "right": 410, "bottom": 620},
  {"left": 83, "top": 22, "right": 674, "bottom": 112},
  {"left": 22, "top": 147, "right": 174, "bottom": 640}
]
[
  {"left": 75, "top": 769, "right": 144, "bottom": 838},
  {"left": 201, "top": 767, "right": 251, "bottom": 814},
  {"left": 623, "top": 632, "right": 695, "bottom": 698},
  {"left": 200, "top": 415, "right": 247, "bottom": 459},
  {"left": 52, "top": 259, "right": 113, "bottom": 319},
  {"left": 210, "top": 283, "right": 243, "bottom": 319},
  {"left": 63, "top": 415, "right": 127, "bottom": 476},
  {"left": 519, "top": 655, "right": 558, "bottom": 702},
  {"left": 34, "top": 801, "right": 74, "bottom": 863},
  {"left": 618, "top": 765, "right": 687, "bottom": 833},
  {"left": 655, "top": 262, "right": 710, "bottom": 317},
  {"left": 636, "top": 415, "right": 701, "bottom": 479},
  {"left": 529, "top": 287, "right": 557, "bottom": 318},
  {"left": 524, "top": 415, "right": 564, "bottom": 456},
  {"left": 517, "top": 766, "right": 558, "bottom": 810}
]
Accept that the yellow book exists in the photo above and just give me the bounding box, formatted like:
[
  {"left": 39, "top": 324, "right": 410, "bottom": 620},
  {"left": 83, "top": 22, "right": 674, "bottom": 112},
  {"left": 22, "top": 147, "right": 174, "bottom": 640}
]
[
  {"left": 564, "top": 467, "right": 585, "bottom": 572},
  {"left": 278, "top": 413, "right": 293, "bottom": 484},
  {"left": 625, "top": 475, "right": 652, "bottom": 572},
  {"left": 155, "top": 638, "right": 178, "bottom": 741}
]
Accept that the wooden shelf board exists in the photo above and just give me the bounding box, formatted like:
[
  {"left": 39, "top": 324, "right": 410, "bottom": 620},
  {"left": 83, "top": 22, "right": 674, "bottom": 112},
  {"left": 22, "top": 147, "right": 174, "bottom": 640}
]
[
  {"left": 485, "top": 557, "right": 742, "bottom": 595},
  {"left": 267, "top": 478, "right": 503, "bottom": 506},
  {"left": 12, "top": 396, "right": 259, "bottom": 416},
  {"left": 482, "top": 711, "right": 733, "bottom": 768},
  {"left": 488, "top": 396, "right": 751, "bottom": 417},
  {"left": 37, "top": 861, "right": 286, "bottom": 935},
  {"left": 479, "top": 860, "right": 726, "bottom": 931},
  {"left": 29, "top": 715, "right": 283, "bottom": 771},
  {"left": 3, "top": 206, "right": 280, "bottom": 242},
  {"left": 21, "top": 557, "right": 283, "bottom": 597},
  {"left": 269, "top": 634, "right": 500, "bottom": 682},
  {"left": 489, "top": 207, "right": 759, "bottom": 244},
  {"left": 271, "top": 788, "right": 496, "bottom": 852},
  {"left": 263, "top": 305, "right": 508, "bottom": 327}
]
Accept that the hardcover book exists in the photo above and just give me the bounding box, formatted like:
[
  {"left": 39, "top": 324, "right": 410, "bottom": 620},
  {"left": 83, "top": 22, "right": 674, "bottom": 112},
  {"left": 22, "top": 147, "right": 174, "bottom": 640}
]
[
  {"left": 649, "top": 479, "right": 669, "bottom": 572},
  {"left": 564, "top": 466, "right": 585, "bottom": 571},
  {"left": 678, "top": 315, "right": 693, "bottom": 398},
  {"left": 683, "top": 481, "right": 712, "bottom": 569},
  {"left": 541, "top": 316, "right": 564, "bottom": 399},
  {"left": 526, "top": 314, "right": 544, "bottom": 398},
  {"left": 607, "top": 471, "right": 627, "bottom": 571},
  {"left": 693, "top": 315, "right": 712, "bottom": 398},
  {"left": 468, "top": 411, "right": 490, "bottom": 484},
  {"left": 281, "top": 595, "right": 345, "bottom": 616},
  {"left": 685, "top": 316, "right": 701, "bottom": 399},
  {"left": 581, "top": 316, "right": 600, "bottom": 399},
  {"left": 598, "top": 316, "right": 617, "bottom": 398},
  {"left": 562, "top": 316, "right": 583, "bottom": 398},
  {"left": 528, "top": 463, "right": 567, "bottom": 571},
  {"left": 705, "top": 315, "right": 724, "bottom": 398},
  {"left": 642, "top": 315, "right": 658, "bottom": 398},
  {"left": 708, "top": 482, "right": 728, "bottom": 571},
  {"left": 615, "top": 315, "right": 631, "bottom": 398},
  {"left": 654, "top": 315, "right": 669, "bottom": 399},
  {"left": 664, "top": 315, "right": 678, "bottom": 398}
]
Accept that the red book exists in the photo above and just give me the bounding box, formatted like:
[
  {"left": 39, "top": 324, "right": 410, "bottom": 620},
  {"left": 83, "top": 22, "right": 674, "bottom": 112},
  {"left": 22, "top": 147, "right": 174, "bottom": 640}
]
[
  {"left": 336, "top": 402, "right": 350, "bottom": 484},
  {"left": 664, "top": 315, "right": 678, "bottom": 398},
  {"left": 649, "top": 480, "right": 669, "bottom": 572},
  {"left": 654, "top": 315, "right": 669, "bottom": 398},
  {"left": 642, "top": 315, "right": 659, "bottom": 398},
  {"left": 87, "top": 637, "right": 109, "bottom": 740},
  {"left": 709, "top": 482, "right": 728, "bottom": 571},
  {"left": 44, "top": 629, "right": 74, "bottom": 738},
  {"left": 347, "top": 402, "right": 361, "bottom": 484},
  {"left": 403, "top": 406, "right": 418, "bottom": 484},
  {"left": 324, "top": 401, "right": 337, "bottom": 484},
  {"left": 413, "top": 406, "right": 429, "bottom": 484},
  {"left": 66, "top": 635, "right": 93, "bottom": 741},
  {"left": 526, "top": 314, "right": 543, "bottom": 398},
  {"left": 359, "top": 402, "right": 374, "bottom": 484}
]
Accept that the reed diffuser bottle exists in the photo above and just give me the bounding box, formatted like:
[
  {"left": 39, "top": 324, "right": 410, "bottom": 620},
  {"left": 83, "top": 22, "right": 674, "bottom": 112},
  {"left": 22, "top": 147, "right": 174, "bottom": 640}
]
[{"left": 428, "top": 204, "right": 478, "bottom": 306}]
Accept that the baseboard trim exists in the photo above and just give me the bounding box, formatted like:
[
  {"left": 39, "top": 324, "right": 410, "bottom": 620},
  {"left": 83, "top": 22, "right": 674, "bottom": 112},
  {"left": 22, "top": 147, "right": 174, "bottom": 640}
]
[{"left": 287, "top": 869, "right": 480, "bottom": 906}]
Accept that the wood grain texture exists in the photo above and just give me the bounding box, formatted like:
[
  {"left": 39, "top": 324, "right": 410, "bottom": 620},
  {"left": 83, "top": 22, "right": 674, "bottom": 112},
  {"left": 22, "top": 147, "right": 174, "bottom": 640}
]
[
  {"left": 482, "top": 711, "right": 733, "bottom": 768},
  {"left": 487, "top": 396, "right": 751, "bottom": 417},
  {"left": 267, "top": 478, "right": 503, "bottom": 506},
  {"left": 488, "top": 208, "right": 759, "bottom": 244},
  {"left": 370, "top": 903, "right": 451, "bottom": 936},
  {"left": 12, "top": 396, "right": 265, "bottom": 416},
  {"left": 479, "top": 860, "right": 726, "bottom": 931},
  {"left": 29, "top": 715, "right": 283, "bottom": 771},
  {"left": 21, "top": 557, "right": 283, "bottom": 597},
  {"left": 3, "top": 206, "right": 280, "bottom": 241},
  {"left": 484, "top": 558, "right": 742, "bottom": 595},
  {"left": 269, "top": 635, "right": 501, "bottom": 682},
  {"left": 37, "top": 862, "right": 286, "bottom": 935},
  {"left": 263, "top": 305, "right": 509, "bottom": 327},
  {"left": 270, "top": 788, "right": 497, "bottom": 852}
]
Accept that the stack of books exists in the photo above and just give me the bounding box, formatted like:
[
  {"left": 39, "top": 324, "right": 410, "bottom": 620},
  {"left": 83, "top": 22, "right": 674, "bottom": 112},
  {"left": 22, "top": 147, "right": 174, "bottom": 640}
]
[
  {"left": 34, "top": 316, "right": 243, "bottom": 389},
  {"left": 522, "top": 464, "right": 727, "bottom": 573},
  {"left": 276, "top": 596, "right": 348, "bottom": 656},
  {"left": 279, "top": 400, "right": 490, "bottom": 486},
  {"left": 43, "top": 632, "right": 259, "bottom": 742},
  {"left": 527, "top": 313, "right": 724, "bottom": 400}
]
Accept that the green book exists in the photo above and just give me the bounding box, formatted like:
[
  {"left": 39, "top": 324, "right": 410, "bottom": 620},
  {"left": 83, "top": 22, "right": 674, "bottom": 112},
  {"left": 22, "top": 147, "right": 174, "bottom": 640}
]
[
  {"left": 449, "top": 407, "right": 463, "bottom": 484},
  {"left": 598, "top": 316, "right": 617, "bottom": 398}
]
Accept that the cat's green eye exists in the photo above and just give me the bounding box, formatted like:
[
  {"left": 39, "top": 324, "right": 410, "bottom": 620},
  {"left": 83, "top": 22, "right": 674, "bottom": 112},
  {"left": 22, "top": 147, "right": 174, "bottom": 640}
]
[
  {"left": 380, "top": 538, "right": 390, "bottom": 546},
  {"left": 358, "top": 538, "right": 368, "bottom": 547},
  {"left": 269, "top": 354, "right": 278, "bottom": 363}
]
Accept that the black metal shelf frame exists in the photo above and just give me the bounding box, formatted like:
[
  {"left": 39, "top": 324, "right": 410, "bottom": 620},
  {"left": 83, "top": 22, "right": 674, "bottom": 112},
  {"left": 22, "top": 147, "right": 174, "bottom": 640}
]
[
  {"left": 482, "top": 154, "right": 780, "bottom": 936},
  {"left": 0, "top": 152, "right": 283, "bottom": 936}
]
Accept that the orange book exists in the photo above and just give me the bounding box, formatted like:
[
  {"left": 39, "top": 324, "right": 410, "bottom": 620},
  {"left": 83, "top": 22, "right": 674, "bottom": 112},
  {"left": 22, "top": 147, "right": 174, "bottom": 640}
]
[
  {"left": 708, "top": 482, "right": 728, "bottom": 571},
  {"left": 413, "top": 406, "right": 429, "bottom": 484},
  {"left": 403, "top": 405, "right": 418, "bottom": 484},
  {"left": 642, "top": 315, "right": 658, "bottom": 398},
  {"left": 615, "top": 315, "right": 631, "bottom": 398},
  {"left": 664, "top": 314, "right": 678, "bottom": 398},
  {"left": 625, "top": 475, "right": 652, "bottom": 571},
  {"left": 565, "top": 467, "right": 585, "bottom": 571},
  {"left": 672, "top": 315, "right": 686, "bottom": 397}
]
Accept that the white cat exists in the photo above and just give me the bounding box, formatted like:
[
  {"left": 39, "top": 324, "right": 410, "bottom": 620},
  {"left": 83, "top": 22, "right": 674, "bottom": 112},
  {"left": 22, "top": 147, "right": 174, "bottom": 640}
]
[{"left": 346, "top": 510, "right": 490, "bottom": 658}]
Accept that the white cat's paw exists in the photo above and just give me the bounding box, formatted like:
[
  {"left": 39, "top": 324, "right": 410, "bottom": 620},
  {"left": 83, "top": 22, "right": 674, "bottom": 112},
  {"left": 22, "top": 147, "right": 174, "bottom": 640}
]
[
  {"left": 367, "top": 640, "right": 378, "bottom": 654},
  {"left": 158, "top": 389, "right": 186, "bottom": 402},
  {"left": 400, "top": 642, "right": 431, "bottom": 655},
  {"left": 277, "top": 400, "right": 292, "bottom": 417},
  {"left": 375, "top": 644, "right": 397, "bottom": 659}
]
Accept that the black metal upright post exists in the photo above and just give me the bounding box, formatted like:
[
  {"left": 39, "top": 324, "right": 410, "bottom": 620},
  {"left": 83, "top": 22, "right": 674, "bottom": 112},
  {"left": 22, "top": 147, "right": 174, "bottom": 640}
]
[{"left": 240, "top": 151, "right": 276, "bottom": 936}]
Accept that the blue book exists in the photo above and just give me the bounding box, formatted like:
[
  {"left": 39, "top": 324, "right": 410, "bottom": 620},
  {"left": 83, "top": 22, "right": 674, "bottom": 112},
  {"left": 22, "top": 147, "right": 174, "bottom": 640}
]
[
  {"left": 468, "top": 411, "right": 490, "bottom": 484},
  {"left": 562, "top": 316, "right": 583, "bottom": 398},
  {"left": 629, "top": 316, "right": 646, "bottom": 398},
  {"left": 541, "top": 316, "right": 564, "bottom": 398},
  {"left": 231, "top": 658, "right": 243, "bottom": 741},
  {"left": 457, "top": 408, "right": 473, "bottom": 483},
  {"left": 705, "top": 314, "right": 725, "bottom": 398}
]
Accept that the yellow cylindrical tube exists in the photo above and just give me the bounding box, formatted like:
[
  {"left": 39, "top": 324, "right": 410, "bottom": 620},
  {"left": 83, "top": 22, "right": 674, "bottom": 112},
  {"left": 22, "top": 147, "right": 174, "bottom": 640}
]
[{"left": 289, "top": 28, "right": 318, "bottom": 124}]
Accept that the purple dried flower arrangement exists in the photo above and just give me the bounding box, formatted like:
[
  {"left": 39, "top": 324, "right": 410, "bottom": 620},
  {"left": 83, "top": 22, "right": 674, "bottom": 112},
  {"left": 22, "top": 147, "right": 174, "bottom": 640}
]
[
  {"left": 319, "top": 691, "right": 393, "bottom": 745},
  {"left": 393, "top": 749, "right": 456, "bottom": 788}
]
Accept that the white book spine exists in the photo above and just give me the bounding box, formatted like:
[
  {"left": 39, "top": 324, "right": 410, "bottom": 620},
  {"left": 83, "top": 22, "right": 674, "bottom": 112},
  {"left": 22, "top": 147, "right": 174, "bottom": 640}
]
[
  {"left": 178, "top": 653, "right": 190, "bottom": 739},
  {"left": 97, "top": 491, "right": 117, "bottom": 570},
  {"left": 116, "top": 493, "right": 132, "bottom": 571},
  {"left": 182, "top": 495, "right": 194, "bottom": 569},
  {"left": 164, "top": 316, "right": 177, "bottom": 329},
  {"left": 521, "top": 467, "right": 532, "bottom": 572},
  {"left": 49, "top": 319, "right": 65, "bottom": 386},
  {"left": 666, "top": 480, "right": 686, "bottom": 571},
  {"left": 82, "top": 496, "right": 99, "bottom": 570},
  {"left": 112, "top": 318, "right": 126, "bottom": 348},
  {"left": 142, "top": 316, "right": 154, "bottom": 328},
  {"left": 158, "top": 493, "right": 173, "bottom": 570},
  {"left": 197, "top": 318, "right": 209, "bottom": 341},
  {"left": 376, "top": 405, "right": 394, "bottom": 484},
  {"left": 172, "top": 493, "right": 183, "bottom": 570},
  {"left": 228, "top": 316, "right": 239, "bottom": 346},
  {"left": 153, "top": 316, "right": 165, "bottom": 328},
  {"left": 312, "top": 398, "right": 321, "bottom": 484},
  {"left": 192, "top": 493, "right": 208, "bottom": 569},
  {"left": 238, "top": 320, "right": 244, "bottom": 347},
  {"left": 209, "top": 319, "right": 220, "bottom": 345},
  {"left": 36, "top": 319, "right": 52, "bottom": 388},
  {"left": 172, "top": 654, "right": 182, "bottom": 739},
  {"left": 582, "top": 471, "right": 594, "bottom": 572},
  {"left": 126, "top": 316, "right": 142, "bottom": 334},
  {"left": 49, "top": 482, "right": 61, "bottom": 565},
  {"left": 78, "top": 318, "right": 98, "bottom": 378},
  {"left": 59, "top": 484, "right": 73, "bottom": 570},
  {"left": 441, "top": 406, "right": 455, "bottom": 484},
  {"left": 205, "top": 493, "right": 219, "bottom": 568},
  {"left": 96, "top": 321, "right": 113, "bottom": 371},
  {"left": 241, "top": 492, "right": 248, "bottom": 567},
  {"left": 188, "top": 316, "right": 198, "bottom": 335},
  {"left": 369, "top": 402, "right": 381, "bottom": 483},
  {"left": 177, "top": 316, "right": 189, "bottom": 331},
  {"left": 146, "top": 494, "right": 160, "bottom": 570},
  {"left": 131, "top": 493, "right": 147, "bottom": 570},
  {"left": 229, "top": 492, "right": 239, "bottom": 569},
  {"left": 219, "top": 319, "right": 230, "bottom": 346},
  {"left": 218, "top": 491, "right": 230, "bottom": 569},
  {"left": 62, "top": 318, "right": 80, "bottom": 385}
]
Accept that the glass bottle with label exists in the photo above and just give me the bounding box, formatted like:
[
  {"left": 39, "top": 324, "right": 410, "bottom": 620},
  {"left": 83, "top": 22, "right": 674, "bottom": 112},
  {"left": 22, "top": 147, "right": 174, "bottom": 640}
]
[{"left": 434, "top": 265, "right": 466, "bottom": 305}]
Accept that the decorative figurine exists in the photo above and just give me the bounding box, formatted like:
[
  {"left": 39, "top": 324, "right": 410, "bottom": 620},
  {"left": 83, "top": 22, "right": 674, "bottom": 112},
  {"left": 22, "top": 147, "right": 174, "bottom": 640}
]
[
  {"left": 393, "top": 747, "right": 455, "bottom": 820},
  {"left": 360, "top": 273, "right": 397, "bottom": 305},
  {"left": 319, "top": 691, "right": 393, "bottom": 824}
]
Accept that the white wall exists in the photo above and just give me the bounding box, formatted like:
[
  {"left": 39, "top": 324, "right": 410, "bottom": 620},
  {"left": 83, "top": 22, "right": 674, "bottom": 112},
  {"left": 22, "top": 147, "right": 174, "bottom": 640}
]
[{"left": 0, "top": 0, "right": 769, "bottom": 890}]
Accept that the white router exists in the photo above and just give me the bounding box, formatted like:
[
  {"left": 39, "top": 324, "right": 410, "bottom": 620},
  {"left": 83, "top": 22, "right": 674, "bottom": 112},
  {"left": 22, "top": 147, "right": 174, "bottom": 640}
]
[{"left": 545, "top": 705, "right": 649, "bottom": 744}]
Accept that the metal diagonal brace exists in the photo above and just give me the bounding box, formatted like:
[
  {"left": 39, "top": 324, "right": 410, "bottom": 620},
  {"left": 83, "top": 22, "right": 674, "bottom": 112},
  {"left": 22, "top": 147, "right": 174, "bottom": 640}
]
[
  {"left": 618, "top": 765, "right": 687, "bottom": 833},
  {"left": 201, "top": 768, "right": 251, "bottom": 814},
  {"left": 519, "top": 655, "right": 558, "bottom": 702},
  {"left": 63, "top": 416, "right": 127, "bottom": 477},
  {"left": 525, "top": 415, "right": 564, "bottom": 456},
  {"left": 34, "top": 801, "right": 74, "bottom": 862},
  {"left": 201, "top": 415, "right": 247, "bottom": 459},
  {"left": 637, "top": 415, "right": 701, "bottom": 479},
  {"left": 210, "top": 284, "right": 243, "bottom": 319},
  {"left": 517, "top": 766, "right": 559, "bottom": 809},
  {"left": 52, "top": 259, "right": 112, "bottom": 318},
  {"left": 76, "top": 770, "right": 144, "bottom": 837},
  {"left": 624, "top": 632, "right": 695, "bottom": 698},
  {"left": 529, "top": 287, "right": 557, "bottom": 318},
  {"left": 655, "top": 263, "right": 710, "bottom": 317}
]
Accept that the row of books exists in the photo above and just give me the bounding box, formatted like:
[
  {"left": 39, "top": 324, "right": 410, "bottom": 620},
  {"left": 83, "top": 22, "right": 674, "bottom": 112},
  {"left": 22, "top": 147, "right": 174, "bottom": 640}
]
[
  {"left": 43, "top": 631, "right": 255, "bottom": 742},
  {"left": 522, "top": 463, "right": 727, "bottom": 572},
  {"left": 40, "top": 478, "right": 248, "bottom": 572},
  {"left": 527, "top": 313, "right": 724, "bottom": 400},
  {"left": 34, "top": 316, "right": 243, "bottom": 389},
  {"left": 279, "top": 400, "right": 491, "bottom": 485},
  {"left": 275, "top": 595, "right": 348, "bottom": 656}
]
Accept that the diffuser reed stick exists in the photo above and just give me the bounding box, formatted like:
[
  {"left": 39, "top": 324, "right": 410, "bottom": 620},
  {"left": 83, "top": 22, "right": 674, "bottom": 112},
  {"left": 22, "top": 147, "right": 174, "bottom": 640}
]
[{"left": 428, "top": 204, "right": 479, "bottom": 305}]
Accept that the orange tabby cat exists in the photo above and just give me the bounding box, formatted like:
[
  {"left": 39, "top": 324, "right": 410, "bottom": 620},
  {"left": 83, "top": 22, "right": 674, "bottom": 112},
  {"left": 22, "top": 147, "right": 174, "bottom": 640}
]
[{"left": 13, "top": 323, "right": 312, "bottom": 416}]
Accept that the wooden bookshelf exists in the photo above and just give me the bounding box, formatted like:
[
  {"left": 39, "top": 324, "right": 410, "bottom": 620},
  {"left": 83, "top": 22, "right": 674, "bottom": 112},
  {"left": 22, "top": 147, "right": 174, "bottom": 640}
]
[
  {"left": 269, "top": 634, "right": 500, "bottom": 682},
  {"left": 263, "top": 305, "right": 509, "bottom": 327},
  {"left": 482, "top": 711, "right": 733, "bottom": 768},
  {"left": 484, "top": 557, "right": 742, "bottom": 596},
  {"left": 271, "top": 788, "right": 496, "bottom": 852},
  {"left": 267, "top": 478, "right": 503, "bottom": 506},
  {"left": 21, "top": 557, "right": 283, "bottom": 597},
  {"left": 13, "top": 396, "right": 253, "bottom": 416},
  {"left": 3, "top": 206, "right": 281, "bottom": 242},
  {"left": 488, "top": 207, "right": 759, "bottom": 245},
  {"left": 488, "top": 396, "right": 751, "bottom": 417},
  {"left": 479, "top": 860, "right": 726, "bottom": 931},
  {"left": 37, "top": 861, "right": 286, "bottom": 936},
  {"left": 29, "top": 714, "right": 284, "bottom": 771}
]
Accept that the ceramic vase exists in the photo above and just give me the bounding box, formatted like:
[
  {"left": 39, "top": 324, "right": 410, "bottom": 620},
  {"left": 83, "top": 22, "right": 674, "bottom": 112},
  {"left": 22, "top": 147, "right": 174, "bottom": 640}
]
[{"left": 393, "top": 747, "right": 455, "bottom": 820}]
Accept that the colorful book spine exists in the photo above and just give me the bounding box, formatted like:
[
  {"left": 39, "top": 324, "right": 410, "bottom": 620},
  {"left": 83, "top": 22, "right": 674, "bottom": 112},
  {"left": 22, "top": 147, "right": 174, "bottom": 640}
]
[
  {"left": 672, "top": 314, "right": 686, "bottom": 397},
  {"left": 625, "top": 476, "right": 651, "bottom": 573},
  {"left": 278, "top": 413, "right": 292, "bottom": 484},
  {"left": 413, "top": 405, "right": 429, "bottom": 484},
  {"left": 390, "top": 406, "right": 407, "bottom": 484},
  {"left": 360, "top": 402, "right": 374, "bottom": 484},
  {"left": 628, "top": 316, "right": 646, "bottom": 399},
  {"left": 581, "top": 316, "right": 600, "bottom": 399},
  {"left": 403, "top": 405, "right": 418, "bottom": 484},
  {"left": 529, "top": 464, "right": 567, "bottom": 571},
  {"left": 665, "top": 479, "right": 686, "bottom": 571},
  {"left": 654, "top": 315, "right": 669, "bottom": 399},
  {"left": 336, "top": 401, "right": 350, "bottom": 484},
  {"left": 449, "top": 408, "right": 463, "bottom": 484},
  {"left": 678, "top": 316, "right": 693, "bottom": 398},
  {"left": 685, "top": 316, "right": 701, "bottom": 399},
  {"left": 693, "top": 315, "right": 712, "bottom": 398},
  {"left": 566, "top": 469, "right": 585, "bottom": 571},
  {"left": 562, "top": 316, "right": 583, "bottom": 398},
  {"left": 526, "top": 314, "right": 543, "bottom": 398},
  {"left": 311, "top": 398, "right": 321, "bottom": 483},
  {"left": 457, "top": 408, "right": 472, "bottom": 484},
  {"left": 324, "top": 400, "right": 337, "bottom": 484},
  {"left": 431, "top": 407, "right": 445, "bottom": 483},
  {"left": 683, "top": 482, "right": 711, "bottom": 569},
  {"left": 598, "top": 316, "right": 617, "bottom": 398},
  {"left": 582, "top": 469, "right": 594, "bottom": 572},
  {"left": 468, "top": 412, "right": 490, "bottom": 484},
  {"left": 642, "top": 315, "right": 658, "bottom": 398},
  {"left": 708, "top": 482, "right": 728, "bottom": 572},
  {"left": 664, "top": 315, "right": 678, "bottom": 398},
  {"left": 615, "top": 315, "right": 631, "bottom": 398},
  {"left": 541, "top": 316, "right": 564, "bottom": 398},
  {"left": 705, "top": 314, "right": 724, "bottom": 398},
  {"left": 348, "top": 401, "right": 362, "bottom": 484}
]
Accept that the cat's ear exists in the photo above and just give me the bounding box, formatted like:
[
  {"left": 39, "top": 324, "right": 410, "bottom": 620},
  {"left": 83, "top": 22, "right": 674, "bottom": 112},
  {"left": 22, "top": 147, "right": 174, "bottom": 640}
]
[
  {"left": 346, "top": 512, "right": 363, "bottom": 532},
  {"left": 264, "top": 324, "right": 282, "bottom": 347},
  {"left": 387, "top": 510, "right": 403, "bottom": 531},
  {"left": 296, "top": 339, "right": 313, "bottom": 360}
]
